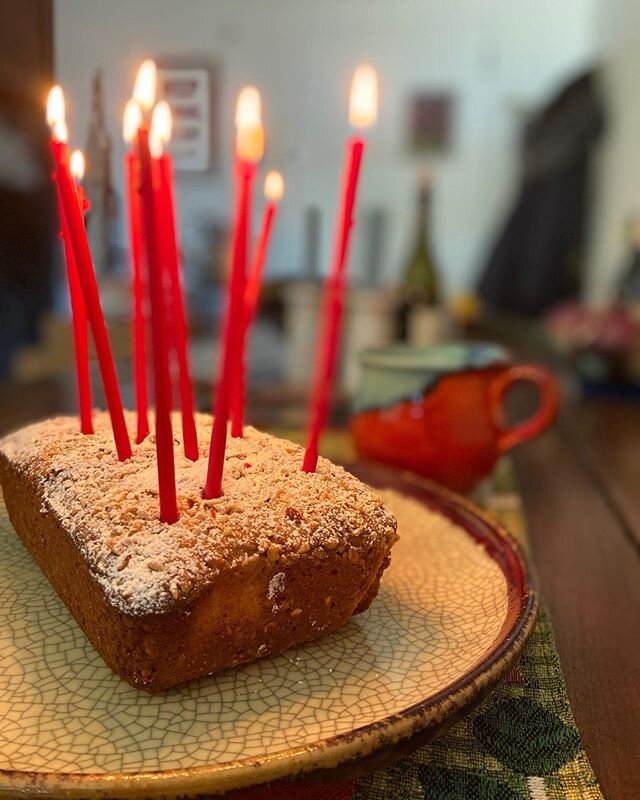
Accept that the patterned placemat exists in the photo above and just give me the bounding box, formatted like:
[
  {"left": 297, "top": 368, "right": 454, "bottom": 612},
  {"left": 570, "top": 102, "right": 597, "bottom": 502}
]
[{"left": 268, "top": 430, "right": 605, "bottom": 800}]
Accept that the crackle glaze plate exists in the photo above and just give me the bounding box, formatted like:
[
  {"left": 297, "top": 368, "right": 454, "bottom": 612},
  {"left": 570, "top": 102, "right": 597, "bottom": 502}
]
[{"left": 0, "top": 464, "right": 537, "bottom": 800}]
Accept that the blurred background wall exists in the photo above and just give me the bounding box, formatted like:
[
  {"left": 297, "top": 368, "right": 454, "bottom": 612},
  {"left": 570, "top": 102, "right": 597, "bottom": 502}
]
[
  {"left": 587, "top": 0, "right": 640, "bottom": 300},
  {"left": 53, "top": 0, "right": 598, "bottom": 295}
]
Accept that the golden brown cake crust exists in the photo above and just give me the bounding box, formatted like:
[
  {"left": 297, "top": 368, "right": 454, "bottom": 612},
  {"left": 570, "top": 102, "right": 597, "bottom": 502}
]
[{"left": 0, "top": 414, "right": 397, "bottom": 691}]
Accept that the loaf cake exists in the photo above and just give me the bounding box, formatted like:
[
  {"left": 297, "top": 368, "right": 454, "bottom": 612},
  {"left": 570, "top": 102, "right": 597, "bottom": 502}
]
[{"left": 0, "top": 412, "right": 397, "bottom": 692}]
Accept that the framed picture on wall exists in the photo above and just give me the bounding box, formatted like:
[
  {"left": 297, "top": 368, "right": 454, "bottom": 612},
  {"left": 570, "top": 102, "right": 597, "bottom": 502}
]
[
  {"left": 409, "top": 92, "right": 453, "bottom": 153},
  {"left": 158, "top": 67, "right": 212, "bottom": 171}
]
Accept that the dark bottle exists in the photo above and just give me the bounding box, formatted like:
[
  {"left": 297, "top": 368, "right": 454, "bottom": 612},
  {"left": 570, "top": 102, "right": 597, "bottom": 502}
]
[
  {"left": 403, "top": 172, "right": 440, "bottom": 304},
  {"left": 396, "top": 172, "right": 441, "bottom": 339}
]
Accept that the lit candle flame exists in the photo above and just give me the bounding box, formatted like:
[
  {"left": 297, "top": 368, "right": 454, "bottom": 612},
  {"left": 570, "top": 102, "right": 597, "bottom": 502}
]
[
  {"left": 133, "top": 59, "right": 157, "bottom": 111},
  {"left": 123, "top": 99, "right": 143, "bottom": 143},
  {"left": 149, "top": 129, "right": 164, "bottom": 159},
  {"left": 70, "top": 149, "right": 85, "bottom": 182},
  {"left": 349, "top": 64, "right": 378, "bottom": 128},
  {"left": 235, "top": 86, "right": 262, "bottom": 127},
  {"left": 235, "top": 86, "right": 264, "bottom": 163},
  {"left": 264, "top": 170, "right": 284, "bottom": 201},
  {"left": 46, "top": 85, "right": 65, "bottom": 127},
  {"left": 53, "top": 120, "right": 68, "bottom": 144},
  {"left": 151, "top": 100, "right": 173, "bottom": 143},
  {"left": 47, "top": 85, "right": 67, "bottom": 142}
]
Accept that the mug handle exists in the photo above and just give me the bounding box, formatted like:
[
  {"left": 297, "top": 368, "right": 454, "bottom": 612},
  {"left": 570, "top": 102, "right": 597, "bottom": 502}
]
[{"left": 488, "top": 365, "right": 561, "bottom": 453}]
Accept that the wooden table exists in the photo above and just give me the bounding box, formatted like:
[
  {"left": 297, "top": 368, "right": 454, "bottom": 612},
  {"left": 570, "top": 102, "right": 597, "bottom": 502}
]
[
  {"left": 0, "top": 377, "right": 638, "bottom": 799},
  {"left": 511, "top": 398, "right": 640, "bottom": 800}
]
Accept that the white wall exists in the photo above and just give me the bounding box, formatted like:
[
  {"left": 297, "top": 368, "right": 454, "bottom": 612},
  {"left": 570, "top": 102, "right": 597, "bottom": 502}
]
[{"left": 55, "top": 0, "right": 597, "bottom": 294}]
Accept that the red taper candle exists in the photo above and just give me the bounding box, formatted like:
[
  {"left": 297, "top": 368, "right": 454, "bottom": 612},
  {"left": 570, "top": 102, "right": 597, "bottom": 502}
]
[
  {"left": 204, "top": 160, "right": 255, "bottom": 496},
  {"left": 303, "top": 66, "right": 378, "bottom": 472},
  {"left": 124, "top": 99, "right": 149, "bottom": 444},
  {"left": 151, "top": 101, "right": 198, "bottom": 461},
  {"left": 55, "top": 146, "right": 93, "bottom": 434},
  {"left": 230, "top": 171, "right": 284, "bottom": 437},
  {"left": 205, "top": 85, "right": 264, "bottom": 497},
  {"left": 243, "top": 204, "right": 275, "bottom": 321},
  {"left": 137, "top": 123, "right": 178, "bottom": 523},
  {"left": 130, "top": 60, "right": 178, "bottom": 523},
  {"left": 245, "top": 172, "right": 284, "bottom": 324},
  {"left": 47, "top": 88, "right": 131, "bottom": 461},
  {"left": 228, "top": 165, "right": 255, "bottom": 440}
]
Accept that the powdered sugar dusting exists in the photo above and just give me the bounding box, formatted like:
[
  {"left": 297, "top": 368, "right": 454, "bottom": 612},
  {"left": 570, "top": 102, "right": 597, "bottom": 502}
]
[
  {"left": 267, "top": 572, "right": 286, "bottom": 600},
  {"left": 0, "top": 413, "right": 397, "bottom": 617}
]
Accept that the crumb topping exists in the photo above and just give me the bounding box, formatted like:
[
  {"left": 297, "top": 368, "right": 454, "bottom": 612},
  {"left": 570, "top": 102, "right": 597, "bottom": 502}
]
[{"left": 0, "top": 413, "right": 397, "bottom": 616}]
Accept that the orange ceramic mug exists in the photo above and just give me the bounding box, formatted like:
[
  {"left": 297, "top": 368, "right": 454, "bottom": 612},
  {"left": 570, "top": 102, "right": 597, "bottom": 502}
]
[{"left": 350, "top": 343, "right": 560, "bottom": 493}]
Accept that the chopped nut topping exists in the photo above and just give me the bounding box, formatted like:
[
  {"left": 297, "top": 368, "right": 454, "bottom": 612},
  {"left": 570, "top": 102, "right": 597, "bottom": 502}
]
[
  {"left": 267, "top": 543, "right": 280, "bottom": 562},
  {"left": 285, "top": 506, "right": 303, "bottom": 523},
  {"left": 117, "top": 553, "right": 131, "bottom": 571},
  {"left": 0, "top": 411, "right": 397, "bottom": 616}
]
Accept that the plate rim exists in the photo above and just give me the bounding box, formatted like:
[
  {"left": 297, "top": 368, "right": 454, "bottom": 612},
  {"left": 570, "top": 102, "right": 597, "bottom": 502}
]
[{"left": 0, "top": 466, "right": 539, "bottom": 800}]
